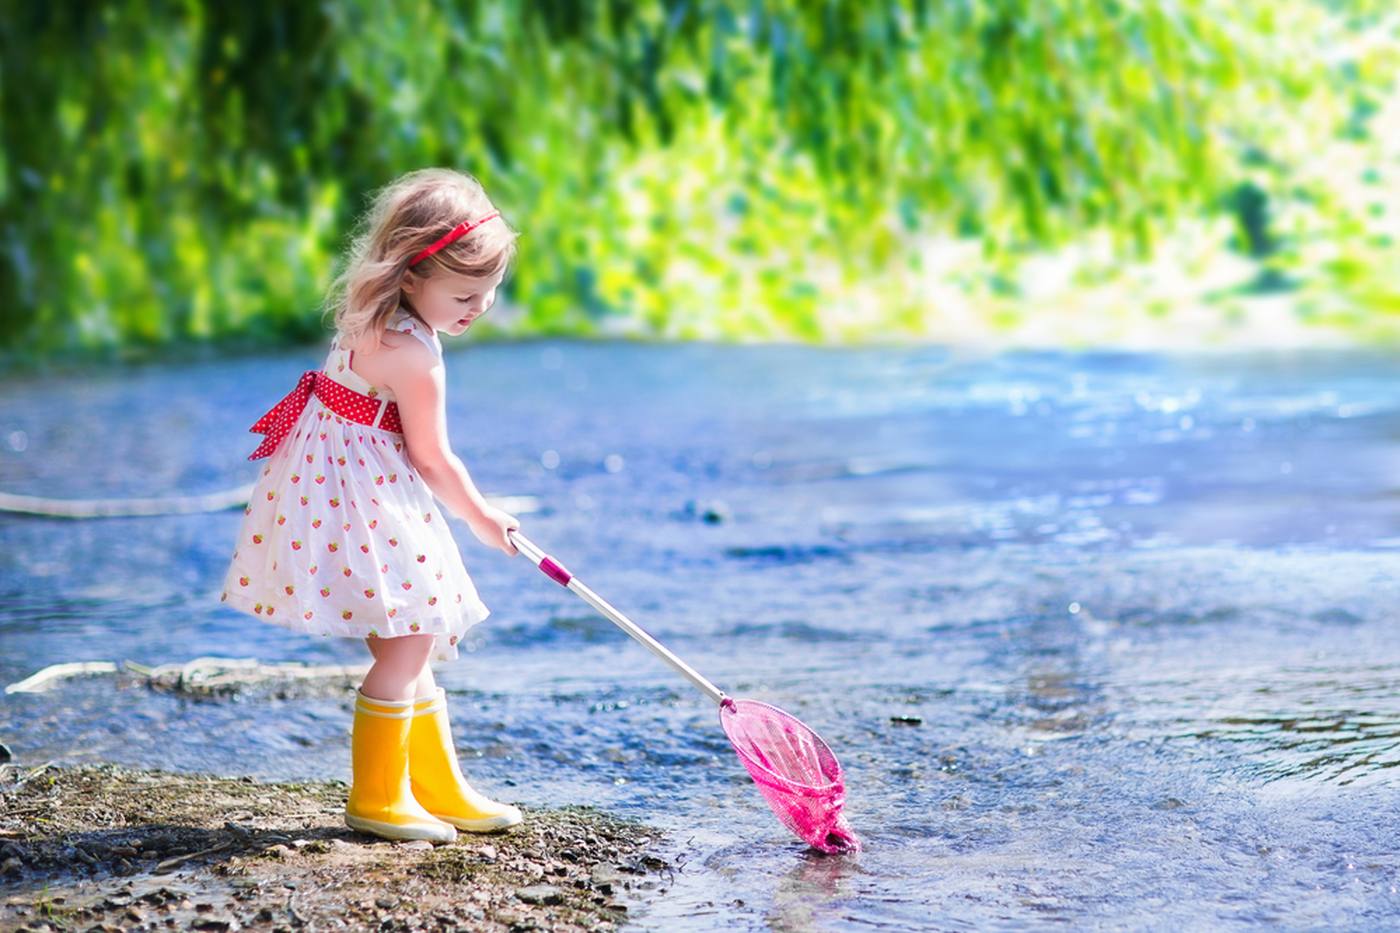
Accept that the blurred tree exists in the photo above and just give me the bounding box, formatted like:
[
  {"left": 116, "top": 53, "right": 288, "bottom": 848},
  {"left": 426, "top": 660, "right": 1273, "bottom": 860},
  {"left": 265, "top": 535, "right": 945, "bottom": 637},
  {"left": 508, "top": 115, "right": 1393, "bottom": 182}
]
[{"left": 0, "top": 0, "right": 1395, "bottom": 357}]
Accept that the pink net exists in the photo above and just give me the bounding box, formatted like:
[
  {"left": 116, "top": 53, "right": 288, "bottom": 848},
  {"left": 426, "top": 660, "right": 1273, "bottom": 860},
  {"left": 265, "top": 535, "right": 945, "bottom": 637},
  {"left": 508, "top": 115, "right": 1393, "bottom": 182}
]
[{"left": 719, "top": 698, "right": 860, "bottom": 853}]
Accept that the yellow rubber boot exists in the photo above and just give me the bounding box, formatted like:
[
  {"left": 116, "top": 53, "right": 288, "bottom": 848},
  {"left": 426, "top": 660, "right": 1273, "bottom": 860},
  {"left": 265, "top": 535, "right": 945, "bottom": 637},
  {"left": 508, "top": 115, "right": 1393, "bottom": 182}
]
[
  {"left": 409, "top": 687, "right": 523, "bottom": 832},
  {"left": 345, "top": 689, "right": 457, "bottom": 843}
]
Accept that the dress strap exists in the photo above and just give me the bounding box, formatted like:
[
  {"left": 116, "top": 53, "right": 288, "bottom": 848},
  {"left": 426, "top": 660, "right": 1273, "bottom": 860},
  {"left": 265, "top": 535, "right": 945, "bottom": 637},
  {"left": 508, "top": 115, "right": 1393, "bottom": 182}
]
[
  {"left": 331, "top": 309, "right": 436, "bottom": 378},
  {"left": 389, "top": 307, "right": 442, "bottom": 357}
]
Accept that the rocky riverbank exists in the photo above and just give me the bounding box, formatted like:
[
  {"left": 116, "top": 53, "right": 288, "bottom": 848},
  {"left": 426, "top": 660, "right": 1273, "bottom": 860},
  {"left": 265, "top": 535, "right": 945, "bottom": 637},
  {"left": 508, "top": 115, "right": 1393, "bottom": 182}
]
[{"left": 0, "top": 763, "right": 669, "bottom": 931}]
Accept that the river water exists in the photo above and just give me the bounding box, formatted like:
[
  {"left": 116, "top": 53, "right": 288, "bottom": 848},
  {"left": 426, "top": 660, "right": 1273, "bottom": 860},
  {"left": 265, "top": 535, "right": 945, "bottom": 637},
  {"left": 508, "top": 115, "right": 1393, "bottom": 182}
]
[{"left": 2, "top": 342, "right": 1399, "bottom": 929}]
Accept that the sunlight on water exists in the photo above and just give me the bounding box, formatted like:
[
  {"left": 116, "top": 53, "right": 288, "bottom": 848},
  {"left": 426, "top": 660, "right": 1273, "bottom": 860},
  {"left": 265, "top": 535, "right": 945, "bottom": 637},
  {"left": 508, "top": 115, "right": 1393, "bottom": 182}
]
[{"left": 3, "top": 343, "right": 1400, "bottom": 927}]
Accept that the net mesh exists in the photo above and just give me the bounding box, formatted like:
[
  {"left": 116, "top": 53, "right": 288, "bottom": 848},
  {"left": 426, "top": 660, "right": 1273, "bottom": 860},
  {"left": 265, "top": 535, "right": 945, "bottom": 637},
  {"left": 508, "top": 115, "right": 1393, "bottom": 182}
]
[{"left": 719, "top": 698, "right": 860, "bottom": 853}]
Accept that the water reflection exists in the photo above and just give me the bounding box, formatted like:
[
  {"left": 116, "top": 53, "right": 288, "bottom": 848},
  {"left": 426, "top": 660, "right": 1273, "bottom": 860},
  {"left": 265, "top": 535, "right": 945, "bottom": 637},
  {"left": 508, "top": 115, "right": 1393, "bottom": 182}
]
[{"left": 3, "top": 344, "right": 1400, "bottom": 928}]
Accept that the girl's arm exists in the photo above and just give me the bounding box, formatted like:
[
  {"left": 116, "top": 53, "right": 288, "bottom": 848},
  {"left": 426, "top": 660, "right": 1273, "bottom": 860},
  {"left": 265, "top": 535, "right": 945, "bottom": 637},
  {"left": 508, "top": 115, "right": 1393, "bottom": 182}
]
[{"left": 376, "top": 338, "right": 518, "bottom": 555}]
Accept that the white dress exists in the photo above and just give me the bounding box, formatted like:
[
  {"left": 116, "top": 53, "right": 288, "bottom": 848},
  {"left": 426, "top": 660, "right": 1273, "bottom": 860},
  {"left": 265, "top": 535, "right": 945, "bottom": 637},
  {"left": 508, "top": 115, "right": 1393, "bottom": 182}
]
[{"left": 221, "top": 307, "right": 490, "bottom": 661}]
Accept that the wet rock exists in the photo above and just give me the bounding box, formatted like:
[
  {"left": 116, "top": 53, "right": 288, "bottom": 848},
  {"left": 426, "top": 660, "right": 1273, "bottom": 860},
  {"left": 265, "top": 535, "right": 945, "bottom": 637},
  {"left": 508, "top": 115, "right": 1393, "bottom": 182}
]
[
  {"left": 223, "top": 821, "right": 254, "bottom": 840},
  {"left": 701, "top": 502, "right": 729, "bottom": 523},
  {"left": 890, "top": 715, "right": 923, "bottom": 726},
  {"left": 680, "top": 498, "right": 730, "bottom": 524},
  {"left": 515, "top": 884, "right": 563, "bottom": 906},
  {"left": 1, "top": 857, "right": 20, "bottom": 877}
]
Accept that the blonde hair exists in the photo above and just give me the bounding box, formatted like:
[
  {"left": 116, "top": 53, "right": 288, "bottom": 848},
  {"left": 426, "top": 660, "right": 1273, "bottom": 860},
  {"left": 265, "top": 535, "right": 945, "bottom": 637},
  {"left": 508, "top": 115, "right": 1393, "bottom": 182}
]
[{"left": 325, "top": 168, "right": 518, "bottom": 349}]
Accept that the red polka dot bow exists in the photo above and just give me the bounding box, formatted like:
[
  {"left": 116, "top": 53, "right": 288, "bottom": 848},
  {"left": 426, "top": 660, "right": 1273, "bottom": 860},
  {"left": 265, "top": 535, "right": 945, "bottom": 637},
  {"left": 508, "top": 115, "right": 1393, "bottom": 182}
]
[
  {"left": 247, "top": 370, "right": 403, "bottom": 460},
  {"left": 248, "top": 370, "right": 320, "bottom": 460}
]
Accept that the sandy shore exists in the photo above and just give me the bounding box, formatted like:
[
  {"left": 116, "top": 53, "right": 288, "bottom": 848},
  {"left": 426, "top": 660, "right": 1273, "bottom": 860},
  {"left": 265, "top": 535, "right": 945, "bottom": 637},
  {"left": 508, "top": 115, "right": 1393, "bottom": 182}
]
[{"left": 0, "top": 763, "right": 669, "bottom": 932}]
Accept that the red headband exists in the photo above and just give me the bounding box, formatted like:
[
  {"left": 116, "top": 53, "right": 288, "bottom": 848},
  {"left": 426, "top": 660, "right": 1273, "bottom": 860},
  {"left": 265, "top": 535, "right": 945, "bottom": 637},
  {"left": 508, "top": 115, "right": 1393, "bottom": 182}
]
[{"left": 408, "top": 212, "right": 501, "bottom": 266}]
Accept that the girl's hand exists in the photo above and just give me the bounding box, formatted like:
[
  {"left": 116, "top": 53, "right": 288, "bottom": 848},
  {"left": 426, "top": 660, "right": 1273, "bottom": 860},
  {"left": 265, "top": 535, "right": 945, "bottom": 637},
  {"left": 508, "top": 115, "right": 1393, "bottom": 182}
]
[{"left": 470, "top": 506, "right": 520, "bottom": 556}]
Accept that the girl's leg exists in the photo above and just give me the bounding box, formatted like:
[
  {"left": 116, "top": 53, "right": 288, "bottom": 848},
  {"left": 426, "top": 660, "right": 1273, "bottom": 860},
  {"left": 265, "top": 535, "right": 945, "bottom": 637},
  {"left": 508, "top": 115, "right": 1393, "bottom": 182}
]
[
  {"left": 359, "top": 634, "right": 435, "bottom": 701},
  {"left": 366, "top": 637, "right": 437, "bottom": 699},
  {"left": 345, "top": 632, "right": 456, "bottom": 843},
  {"left": 391, "top": 642, "right": 522, "bottom": 831}
]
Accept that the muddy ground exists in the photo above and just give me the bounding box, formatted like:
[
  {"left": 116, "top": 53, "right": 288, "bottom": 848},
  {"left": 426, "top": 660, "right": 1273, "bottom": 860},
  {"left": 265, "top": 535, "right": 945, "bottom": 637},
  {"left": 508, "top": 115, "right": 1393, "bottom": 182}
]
[{"left": 0, "top": 762, "right": 670, "bottom": 932}]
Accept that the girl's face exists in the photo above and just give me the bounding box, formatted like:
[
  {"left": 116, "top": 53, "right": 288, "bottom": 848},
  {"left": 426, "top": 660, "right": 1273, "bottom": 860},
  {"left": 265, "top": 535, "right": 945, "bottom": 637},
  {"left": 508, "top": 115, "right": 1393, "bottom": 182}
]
[{"left": 400, "top": 267, "right": 506, "bottom": 336}]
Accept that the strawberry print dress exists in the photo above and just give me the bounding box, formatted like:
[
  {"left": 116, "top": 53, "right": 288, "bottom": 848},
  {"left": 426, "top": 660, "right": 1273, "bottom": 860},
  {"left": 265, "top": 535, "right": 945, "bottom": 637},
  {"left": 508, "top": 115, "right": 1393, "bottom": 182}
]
[{"left": 220, "top": 307, "right": 490, "bottom": 661}]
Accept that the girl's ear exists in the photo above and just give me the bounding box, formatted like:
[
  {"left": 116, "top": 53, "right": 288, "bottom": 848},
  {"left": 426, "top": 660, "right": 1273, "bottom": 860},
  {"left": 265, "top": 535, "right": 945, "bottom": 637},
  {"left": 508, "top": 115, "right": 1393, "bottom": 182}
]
[{"left": 400, "top": 270, "right": 422, "bottom": 296}]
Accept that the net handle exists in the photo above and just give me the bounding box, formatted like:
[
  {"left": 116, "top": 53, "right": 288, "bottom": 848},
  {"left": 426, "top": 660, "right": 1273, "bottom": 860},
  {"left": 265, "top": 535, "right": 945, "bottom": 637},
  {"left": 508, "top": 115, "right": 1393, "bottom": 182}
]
[{"left": 509, "top": 530, "right": 729, "bottom": 706}]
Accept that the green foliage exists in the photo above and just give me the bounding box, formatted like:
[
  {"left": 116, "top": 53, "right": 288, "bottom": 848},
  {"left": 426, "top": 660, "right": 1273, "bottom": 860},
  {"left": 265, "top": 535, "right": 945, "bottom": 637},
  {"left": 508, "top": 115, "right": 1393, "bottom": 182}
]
[{"left": 0, "top": 1, "right": 1397, "bottom": 357}]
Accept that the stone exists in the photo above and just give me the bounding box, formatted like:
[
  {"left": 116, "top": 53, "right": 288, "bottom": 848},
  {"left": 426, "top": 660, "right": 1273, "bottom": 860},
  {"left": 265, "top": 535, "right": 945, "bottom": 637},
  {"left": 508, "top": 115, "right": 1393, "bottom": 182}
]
[
  {"left": 191, "top": 917, "right": 236, "bottom": 931},
  {"left": 515, "top": 884, "right": 564, "bottom": 906},
  {"left": 590, "top": 863, "right": 625, "bottom": 886}
]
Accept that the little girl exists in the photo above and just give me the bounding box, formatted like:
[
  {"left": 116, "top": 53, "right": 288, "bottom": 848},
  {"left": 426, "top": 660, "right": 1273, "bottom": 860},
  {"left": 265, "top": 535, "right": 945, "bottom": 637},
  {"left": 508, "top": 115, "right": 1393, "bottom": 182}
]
[{"left": 221, "top": 168, "right": 523, "bottom": 844}]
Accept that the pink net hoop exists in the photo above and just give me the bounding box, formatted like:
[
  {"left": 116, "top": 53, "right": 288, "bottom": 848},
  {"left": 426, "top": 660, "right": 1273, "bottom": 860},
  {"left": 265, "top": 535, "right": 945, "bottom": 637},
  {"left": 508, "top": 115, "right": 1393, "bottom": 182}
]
[{"left": 719, "top": 698, "right": 860, "bottom": 853}]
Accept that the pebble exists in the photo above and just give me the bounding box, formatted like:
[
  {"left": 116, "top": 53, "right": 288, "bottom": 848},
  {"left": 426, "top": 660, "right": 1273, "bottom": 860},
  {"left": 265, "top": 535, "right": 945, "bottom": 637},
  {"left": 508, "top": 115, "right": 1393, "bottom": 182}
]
[
  {"left": 398, "top": 840, "right": 432, "bottom": 852},
  {"left": 590, "top": 863, "right": 626, "bottom": 886},
  {"left": 515, "top": 884, "right": 564, "bottom": 906},
  {"left": 375, "top": 896, "right": 399, "bottom": 909}
]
